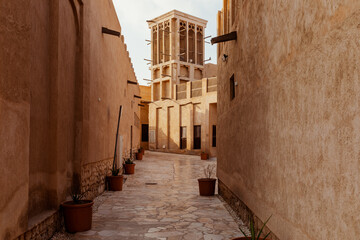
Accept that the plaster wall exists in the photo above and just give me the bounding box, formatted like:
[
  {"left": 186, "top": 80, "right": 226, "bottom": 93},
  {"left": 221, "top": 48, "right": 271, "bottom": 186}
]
[
  {"left": 204, "top": 63, "right": 217, "bottom": 78},
  {"left": 217, "top": 1, "right": 360, "bottom": 239},
  {"left": 140, "top": 86, "right": 151, "bottom": 149},
  {"left": 0, "top": 1, "right": 31, "bottom": 239},
  {"left": 85, "top": 0, "right": 140, "bottom": 168},
  {"left": 0, "top": 0, "right": 140, "bottom": 239},
  {"left": 149, "top": 78, "right": 217, "bottom": 156}
]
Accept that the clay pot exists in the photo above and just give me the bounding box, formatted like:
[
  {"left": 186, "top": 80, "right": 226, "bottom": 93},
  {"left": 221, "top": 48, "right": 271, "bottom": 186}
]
[
  {"left": 198, "top": 178, "right": 216, "bottom": 196},
  {"left": 201, "top": 152, "right": 209, "bottom": 160},
  {"left": 107, "top": 175, "right": 124, "bottom": 191},
  {"left": 136, "top": 152, "right": 143, "bottom": 160},
  {"left": 124, "top": 163, "right": 135, "bottom": 174},
  {"left": 61, "top": 200, "right": 93, "bottom": 233}
]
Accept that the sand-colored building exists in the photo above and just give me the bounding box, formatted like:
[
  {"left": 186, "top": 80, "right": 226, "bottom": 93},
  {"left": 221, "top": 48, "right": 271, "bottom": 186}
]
[
  {"left": 139, "top": 85, "right": 151, "bottom": 150},
  {"left": 215, "top": 0, "right": 360, "bottom": 239},
  {"left": 147, "top": 10, "right": 217, "bottom": 156},
  {"left": 0, "top": 1, "right": 141, "bottom": 239}
]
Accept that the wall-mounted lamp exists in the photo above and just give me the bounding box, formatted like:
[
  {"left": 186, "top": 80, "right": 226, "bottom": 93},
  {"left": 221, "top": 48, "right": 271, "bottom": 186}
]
[{"left": 222, "top": 54, "right": 228, "bottom": 62}]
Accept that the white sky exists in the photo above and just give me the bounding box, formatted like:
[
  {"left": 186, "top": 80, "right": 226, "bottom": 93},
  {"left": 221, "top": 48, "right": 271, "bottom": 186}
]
[{"left": 113, "top": 0, "right": 222, "bottom": 86}]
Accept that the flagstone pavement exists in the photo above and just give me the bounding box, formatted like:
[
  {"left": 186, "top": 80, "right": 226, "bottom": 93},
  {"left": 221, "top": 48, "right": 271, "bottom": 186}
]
[{"left": 72, "top": 151, "right": 245, "bottom": 240}]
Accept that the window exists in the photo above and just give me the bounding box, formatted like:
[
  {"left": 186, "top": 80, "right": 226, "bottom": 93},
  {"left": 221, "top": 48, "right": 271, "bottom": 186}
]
[
  {"left": 193, "top": 125, "right": 201, "bottom": 149},
  {"left": 180, "top": 126, "right": 187, "bottom": 149},
  {"left": 189, "top": 24, "right": 195, "bottom": 63},
  {"left": 230, "top": 74, "right": 235, "bottom": 100},
  {"left": 141, "top": 124, "right": 149, "bottom": 142},
  {"left": 212, "top": 125, "right": 216, "bottom": 147},
  {"left": 197, "top": 27, "right": 203, "bottom": 65},
  {"left": 180, "top": 21, "right": 187, "bottom": 62}
]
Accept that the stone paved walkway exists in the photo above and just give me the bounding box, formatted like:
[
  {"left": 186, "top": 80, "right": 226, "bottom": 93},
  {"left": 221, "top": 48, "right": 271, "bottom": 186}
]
[{"left": 73, "top": 151, "right": 244, "bottom": 240}]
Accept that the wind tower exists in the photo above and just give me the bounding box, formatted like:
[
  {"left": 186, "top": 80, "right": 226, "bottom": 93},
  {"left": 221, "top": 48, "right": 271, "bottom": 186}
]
[{"left": 147, "top": 10, "right": 208, "bottom": 101}]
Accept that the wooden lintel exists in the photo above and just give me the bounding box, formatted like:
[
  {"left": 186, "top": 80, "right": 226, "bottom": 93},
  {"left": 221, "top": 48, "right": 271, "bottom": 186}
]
[
  {"left": 102, "top": 27, "right": 120, "bottom": 37},
  {"left": 138, "top": 104, "right": 145, "bottom": 107},
  {"left": 127, "top": 80, "right": 138, "bottom": 85},
  {"left": 180, "top": 102, "right": 193, "bottom": 106},
  {"left": 134, "top": 95, "right": 142, "bottom": 99},
  {"left": 211, "top": 31, "right": 237, "bottom": 45}
]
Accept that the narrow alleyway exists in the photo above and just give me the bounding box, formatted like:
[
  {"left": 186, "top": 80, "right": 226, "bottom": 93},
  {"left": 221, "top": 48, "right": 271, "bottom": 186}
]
[{"left": 72, "top": 152, "right": 244, "bottom": 240}]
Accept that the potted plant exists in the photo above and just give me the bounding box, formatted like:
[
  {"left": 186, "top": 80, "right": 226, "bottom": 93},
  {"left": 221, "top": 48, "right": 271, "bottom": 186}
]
[
  {"left": 198, "top": 164, "right": 216, "bottom": 196},
  {"left": 201, "top": 151, "right": 209, "bottom": 160},
  {"left": 61, "top": 190, "right": 93, "bottom": 233},
  {"left": 123, "top": 157, "right": 135, "bottom": 174},
  {"left": 136, "top": 148, "right": 143, "bottom": 160},
  {"left": 107, "top": 165, "right": 124, "bottom": 191},
  {"left": 140, "top": 146, "right": 145, "bottom": 155},
  {"left": 232, "top": 216, "right": 272, "bottom": 240},
  {"left": 107, "top": 105, "right": 124, "bottom": 191}
]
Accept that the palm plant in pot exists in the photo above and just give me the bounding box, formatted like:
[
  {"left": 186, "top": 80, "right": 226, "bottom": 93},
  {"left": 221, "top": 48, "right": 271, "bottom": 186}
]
[
  {"left": 232, "top": 216, "right": 272, "bottom": 240},
  {"left": 61, "top": 187, "right": 93, "bottom": 233},
  {"left": 198, "top": 164, "right": 216, "bottom": 196},
  {"left": 123, "top": 156, "right": 135, "bottom": 174}
]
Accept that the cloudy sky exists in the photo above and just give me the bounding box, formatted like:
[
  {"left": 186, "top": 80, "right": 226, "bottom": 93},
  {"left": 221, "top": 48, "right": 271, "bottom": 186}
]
[{"left": 113, "top": 0, "right": 222, "bottom": 86}]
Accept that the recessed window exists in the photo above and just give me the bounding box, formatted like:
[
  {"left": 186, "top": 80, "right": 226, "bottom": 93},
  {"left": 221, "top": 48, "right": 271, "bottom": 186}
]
[
  {"left": 193, "top": 125, "right": 201, "bottom": 149},
  {"left": 141, "top": 124, "right": 149, "bottom": 142},
  {"left": 230, "top": 74, "right": 235, "bottom": 100},
  {"left": 212, "top": 125, "right": 216, "bottom": 147},
  {"left": 180, "top": 126, "right": 187, "bottom": 149}
]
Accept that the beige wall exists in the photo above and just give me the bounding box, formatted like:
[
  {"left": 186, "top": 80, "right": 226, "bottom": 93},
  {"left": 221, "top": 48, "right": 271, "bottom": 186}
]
[
  {"left": 140, "top": 86, "right": 151, "bottom": 149},
  {"left": 0, "top": 1, "right": 140, "bottom": 239},
  {"left": 217, "top": 1, "right": 360, "bottom": 239},
  {"left": 204, "top": 63, "right": 217, "bottom": 78},
  {"left": 149, "top": 78, "right": 217, "bottom": 156},
  {"left": 0, "top": 1, "right": 31, "bottom": 238}
]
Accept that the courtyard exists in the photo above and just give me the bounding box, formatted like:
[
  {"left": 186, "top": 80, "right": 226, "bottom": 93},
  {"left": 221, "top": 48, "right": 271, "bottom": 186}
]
[{"left": 55, "top": 152, "right": 243, "bottom": 240}]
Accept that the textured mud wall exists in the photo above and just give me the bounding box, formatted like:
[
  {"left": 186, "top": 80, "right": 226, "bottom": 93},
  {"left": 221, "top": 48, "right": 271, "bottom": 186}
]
[
  {"left": 28, "top": 0, "right": 79, "bottom": 221},
  {"left": 218, "top": 1, "right": 360, "bottom": 239},
  {"left": 84, "top": 0, "right": 140, "bottom": 171},
  {"left": 0, "top": 0, "right": 140, "bottom": 239},
  {"left": 0, "top": 1, "right": 31, "bottom": 239}
]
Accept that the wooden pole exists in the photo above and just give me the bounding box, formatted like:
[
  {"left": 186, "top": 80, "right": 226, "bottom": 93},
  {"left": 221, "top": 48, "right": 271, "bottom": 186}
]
[{"left": 113, "top": 105, "right": 122, "bottom": 171}]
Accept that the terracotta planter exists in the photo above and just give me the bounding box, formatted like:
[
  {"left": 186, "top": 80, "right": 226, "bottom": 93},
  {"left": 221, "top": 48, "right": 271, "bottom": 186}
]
[
  {"left": 61, "top": 200, "right": 93, "bottom": 233},
  {"left": 198, "top": 178, "right": 216, "bottom": 196},
  {"left": 201, "top": 152, "right": 209, "bottom": 160},
  {"left": 124, "top": 163, "right": 135, "bottom": 174},
  {"left": 136, "top": 152, "right": 143, "bottom": 160},
  {"left": 107, "top": 175, "right": 124, "bottom": 191}
]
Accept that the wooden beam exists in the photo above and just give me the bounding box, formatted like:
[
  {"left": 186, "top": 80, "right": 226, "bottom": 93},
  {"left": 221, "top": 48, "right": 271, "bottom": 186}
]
[
  {"left": 127, "top": 80, "right": 138, "bottom": 85},
  {"left": 134, "top": 95, "right": 142, "bottom": 99},
  {"left": 211, "top": 31, "right": 237, "bottom": 45},
  {"left": 102, "top": 27, "right": 120, "bottom": 37}
]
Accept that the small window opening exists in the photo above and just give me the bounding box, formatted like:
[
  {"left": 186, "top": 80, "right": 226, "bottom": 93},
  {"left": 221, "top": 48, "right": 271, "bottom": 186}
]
[
  {"left": 230, "top": 74, "right": 235, "bottom": 100},
  {"left": 212, "top": 125, "right": 216, "bottom": 147}
]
